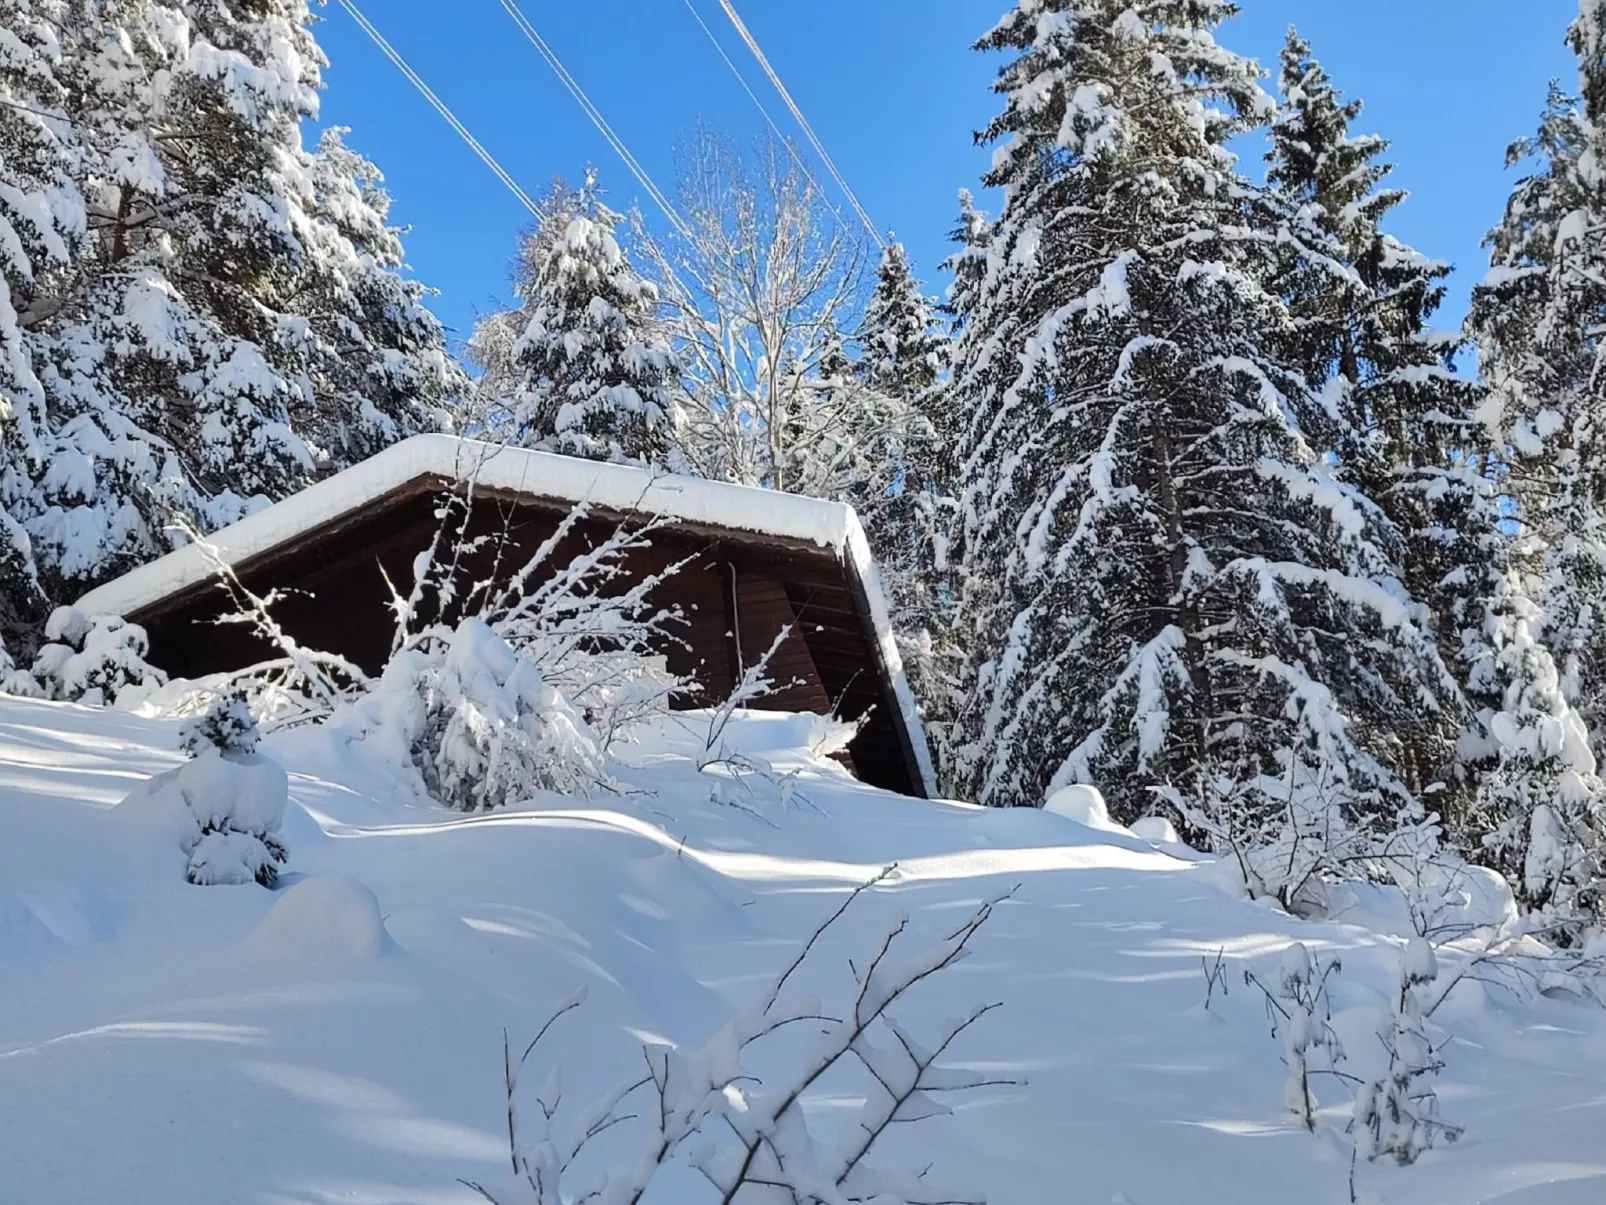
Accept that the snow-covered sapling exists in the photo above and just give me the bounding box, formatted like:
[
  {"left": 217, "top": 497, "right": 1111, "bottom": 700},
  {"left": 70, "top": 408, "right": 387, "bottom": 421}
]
[
  {"left": 116, "top": 695, "right": 290, "bottom": 887},
  {"left": 465, "top": 867, "right": 1018, "bottom": 1204},
  {"left": 1245, "top": 942, "right": 1345, "bottom": 1130},
  {"left": 178, "top": 697, "right": 290, "bottom": 886},
  {"left": 30, "top": 607, "right": 167, "bottom": 708},
  {"left": 376, "top": 617, "right": 608, "bottom": 812},
  {"left": 1350, "top": 937, "right": 1462, "bottom": 1165}
]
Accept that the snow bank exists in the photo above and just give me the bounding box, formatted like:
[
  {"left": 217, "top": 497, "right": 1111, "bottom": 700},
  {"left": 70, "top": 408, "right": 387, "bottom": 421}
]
[
  {"left": 1044, "top": 783, "right": 1127, "bottom": 833},
  {"left": 245, "top": 876, "right": 388, "bottom": 962}
]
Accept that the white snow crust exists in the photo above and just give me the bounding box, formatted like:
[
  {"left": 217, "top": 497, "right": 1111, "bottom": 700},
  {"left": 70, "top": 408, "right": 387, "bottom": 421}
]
[{"left": 1, "top": 696, "right": 1602, "bottom": 1204}]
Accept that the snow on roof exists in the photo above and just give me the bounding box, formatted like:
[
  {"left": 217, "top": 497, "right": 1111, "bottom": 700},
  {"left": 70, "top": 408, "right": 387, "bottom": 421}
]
[
  {"left": 77, "top": 435, "right": 859, "bottom": 617},
  {"left": 74, "top": 435, "right": 937, "bottom": 796}
]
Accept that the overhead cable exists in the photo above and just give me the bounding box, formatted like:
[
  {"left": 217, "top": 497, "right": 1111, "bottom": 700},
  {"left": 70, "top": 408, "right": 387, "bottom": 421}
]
[
  {"left": 493, "top": 0, "right": 694, "bottom": 242},
  {"left": 714, "top": 0, "right": 884, "bottom": 247},
  {"left": 332, "top": 0, "right": 539, "bottom": 216},
  {"left": 677, "top": 0, "right": 851, "bottom": 231}
]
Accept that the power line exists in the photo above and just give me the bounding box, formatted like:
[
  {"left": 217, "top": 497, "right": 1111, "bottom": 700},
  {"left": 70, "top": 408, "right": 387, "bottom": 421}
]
[
  {"left": 332, "top": 0, "right": 539, "bottom": 217},
  {"left": 493, "top": 0, "right": 694, "bottom": 242},
  {"left": 713, "top": 0, "right": 884, "bottom": 247},
  {"left": 677, "top": 0, "right": 851, "bottom": 232}
]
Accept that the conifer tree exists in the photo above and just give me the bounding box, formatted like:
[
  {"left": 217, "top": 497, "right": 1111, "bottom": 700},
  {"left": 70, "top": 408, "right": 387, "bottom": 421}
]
[
  {"left": 1267, "top": 31, "right": 1503, "bottom": 814},
  {"left": 498, "top": 175, "right": 680, "bottom": 465},
  {"left": 0, "top": 0, "right": 457, "bottom": 650},
  {"left": 1464, "top": 2, "right": 1606, "bottom": 937},
  {"left": 854, "top": 244, "right": 951, "bottom": 700},
  {"left": 0, "top": 0, "right": 78, "bottom": 641},
  {"left": 939, "top": 1, "right": 1459, "bottom": 899}
]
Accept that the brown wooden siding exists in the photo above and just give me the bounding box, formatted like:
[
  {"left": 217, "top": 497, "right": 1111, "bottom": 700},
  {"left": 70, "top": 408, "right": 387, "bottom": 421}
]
[{"left": 129, "top": 481, "right": 922, "bottom": 796}]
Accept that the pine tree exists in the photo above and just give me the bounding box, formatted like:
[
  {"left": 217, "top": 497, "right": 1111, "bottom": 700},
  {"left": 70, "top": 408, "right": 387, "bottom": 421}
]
[
  {"left": 1469, "top": 68, "right": 1606, "bottom": 737},
  {"left": 0, "top": 0, "right": 455, "bottom": 648},
  {"left": 852, "top": 244, "right": 951, "bottom": 700},
  {"left": 466, "top": 177, "right": 585, "bottom": 430},
  {"left": 494, "top": 175, "right": 679, "bottom": 465},
  {"left": 1463, "top": 3, "right": 1606, "bottom": 937},
  {"left": 939, "top": 1, "right": 1459, "bottom": 900},
  {"left": 1266, "top": 31, "right": 1502, "bottom": 819},
  {"left": 0, "top": 0, "right": 79, "bottom": 642}
]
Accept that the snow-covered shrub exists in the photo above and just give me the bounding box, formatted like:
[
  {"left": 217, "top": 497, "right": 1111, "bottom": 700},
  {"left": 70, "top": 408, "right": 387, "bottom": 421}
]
[
  {"left": 465, "top": 869, "right": 1014, "bottom": 1205},
  {"left": 350, "top": 618, "right": 607, "bottom": 812},
  {"left": 1245, "top": 943, "right": 1345, "bottom": 1131},
  {"left": 30, "top": 607, "right": 167, "bottom": 708},
  {"left": 1351, "top": 936, "right": 1462, "bottom": 1165},
  {"left": 115, "top": 696, "right": 288, "bottom": 887},
  {"left": 387, "top": 487, "right": 692, "bottom": 751},
  {"left": 0, "top": 635, "right": 41, "bottom": 697}
]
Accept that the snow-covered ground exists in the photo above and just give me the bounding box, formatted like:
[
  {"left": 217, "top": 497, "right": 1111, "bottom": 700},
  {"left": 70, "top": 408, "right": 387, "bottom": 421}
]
[{"left": 2, "top": 695, "right": 1605, "bottom": 1204}]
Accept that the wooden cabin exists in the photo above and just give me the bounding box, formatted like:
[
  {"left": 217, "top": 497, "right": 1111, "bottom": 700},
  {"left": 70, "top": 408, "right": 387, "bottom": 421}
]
[{"left": 74, "top": 435, "right": 936, "bottom": 798}]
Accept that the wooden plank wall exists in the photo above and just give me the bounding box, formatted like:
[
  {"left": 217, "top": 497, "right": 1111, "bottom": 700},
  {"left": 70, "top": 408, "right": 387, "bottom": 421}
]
[{"left": 130, "top": 486, "right": 920, "bottom": 796}]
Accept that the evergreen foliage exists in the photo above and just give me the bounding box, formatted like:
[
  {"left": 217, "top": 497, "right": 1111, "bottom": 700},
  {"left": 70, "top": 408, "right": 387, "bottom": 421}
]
[
  {"left": 0, "top": 0, "right": 458, "bottom": 653},
  {"left": 474, "top": 174, "right": 679, "bottom": 465},
  {"left": 935, "top": 0, "right": 1460, "bottom": 897}
]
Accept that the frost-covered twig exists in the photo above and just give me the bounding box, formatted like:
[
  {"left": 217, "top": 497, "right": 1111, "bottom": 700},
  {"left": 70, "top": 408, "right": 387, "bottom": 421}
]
[
  {"left": 175, "top": 516, "right": 370, "bottom": 725},
  {"left": 467, "top": 866, "right": 1017, "bottom": 1204}
]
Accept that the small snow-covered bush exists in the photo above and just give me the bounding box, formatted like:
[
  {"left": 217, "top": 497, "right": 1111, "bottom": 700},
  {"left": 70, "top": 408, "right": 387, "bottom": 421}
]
[
  {"left": 348, "top": 618, "right": 607, "bottom": 812},
  {"left": 1245, "top": 942, "right": 1345, "bottom": 1131},
  {"left": 1351, "top": 936, "right": 1462, "bottom": 1166},
  {"left": 0, "top": 634, "right": 41, "bottom": 697},
  {"left": 30, "top": 607, "right": 167, "bottom": 708},
  {"left": 115, "top": 696, "right": 289, "bottom": 886}
]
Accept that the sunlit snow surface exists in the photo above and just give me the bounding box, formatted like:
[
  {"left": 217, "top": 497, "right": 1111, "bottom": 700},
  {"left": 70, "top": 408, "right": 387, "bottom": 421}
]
[{"left": 3, "top": 696, "right": 1606, "bottom": 1203}]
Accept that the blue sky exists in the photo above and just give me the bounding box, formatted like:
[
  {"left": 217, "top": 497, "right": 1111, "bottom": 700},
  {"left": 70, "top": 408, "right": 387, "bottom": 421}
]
[{"left": 314, "top": 1, "right": 1578, "bottom": 350}]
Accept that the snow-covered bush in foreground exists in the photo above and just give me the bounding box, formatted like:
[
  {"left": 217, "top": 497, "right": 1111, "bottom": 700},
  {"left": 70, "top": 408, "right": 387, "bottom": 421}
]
[
  {"left": 116, "top": 697, "right": 288, "bottom": 886},
  {"left": 1351, "top": 937, "right": 1462, "bottom": 1166},
  {"left": 1245, "top": 943, "right": 1345, "bottom": 1132},
  {"left": 347, "top": 617, "right": 608, "bottom": 812},
  {"left": 187, "top": 479, "right": 690, "bottom": 810},
  {"left": 29, "top": 607, "right": 166, "bottom": 708},
  {"left": 465, "top": 868, "right": 1015, "bottom": 1205}
]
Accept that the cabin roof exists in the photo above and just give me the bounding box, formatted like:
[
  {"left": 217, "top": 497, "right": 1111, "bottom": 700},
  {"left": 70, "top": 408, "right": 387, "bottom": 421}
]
[{"left": 74, "top": 435, "right": 937, "bottom": 797}]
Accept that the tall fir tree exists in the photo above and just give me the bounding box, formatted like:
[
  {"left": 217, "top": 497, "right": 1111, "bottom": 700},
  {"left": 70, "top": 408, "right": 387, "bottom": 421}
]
[
  {"left": 0, "top": 0, "right": 80, "bottom": 641},
  {"left": 1465, "top": 1, "right": 1606, "bottom": 938},
  {"left": 854, "top": 243, "right": 951, "bottom": 701},
  {"left": 939, "top": 0, "right": 1460, "bottom": 905},
  {"left": 490, "top": 175, "right": 680, "bottom": 465},
  {"left": 0, "top": 0, "right": 458, "bottom": 652},
  {"left": 1266, "top": 31, "right": 1507, "bottom": 819}
]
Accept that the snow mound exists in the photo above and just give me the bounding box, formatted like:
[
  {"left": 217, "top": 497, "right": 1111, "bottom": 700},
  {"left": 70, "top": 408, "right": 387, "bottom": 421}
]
[
  {"left": 1044, "top": 784, "right": 1126, "bottom": 833},
  {"left": 245, "top": 876, "right": 388, "bottom": 962},
  {"left": 1131, "top": 815, "right": 1183, "bottom": 845}
]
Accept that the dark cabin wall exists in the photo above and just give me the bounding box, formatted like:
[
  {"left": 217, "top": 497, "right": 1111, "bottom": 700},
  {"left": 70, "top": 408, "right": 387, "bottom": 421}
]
[{"left": 132, "top": 483, "right": 921, "bottom": 796}]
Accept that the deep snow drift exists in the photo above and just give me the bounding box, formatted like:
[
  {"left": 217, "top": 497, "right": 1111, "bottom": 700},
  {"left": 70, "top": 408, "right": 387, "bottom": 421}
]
[{"left": 2, "top": 696, "right": 1605, "bottom": 1204}]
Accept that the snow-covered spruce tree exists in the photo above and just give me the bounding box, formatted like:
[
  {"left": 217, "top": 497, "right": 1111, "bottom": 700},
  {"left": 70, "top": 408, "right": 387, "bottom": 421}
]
[
  {"left": 114, "top": 694, "right": 290, "bottom": 887},
  {"left": 1268, "top": 29, "right": 1498, "bottom": 678},
  {"left": 855, "top": 243, "right": 952, "bottom": 708},
  {"left": 939, "top": 1, "right": 1460, "bottom": 897},
  {"left": 1267, "top": 31, "right": 1511, "bottom": 852},
  {"left": 465, "top": 176, "right": 584, "bottom": 433},
  {"left": 9, "top": 0, "right": 453, "bottom": 612},
  {"left": 1463, "top": 8, "right": 1606, "bottom": 936},
  {"left": 488, "top": 174, "right": 679, "bottom": 465},
  {"left": 29, "top": 604, "right": 166, "bottom": 707},
  {"left": 1469, "top": 8, "right": 1606, "bottom": 747},
  {"left": 0, "top": 0, "right": 81, "bottom": 651}
]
